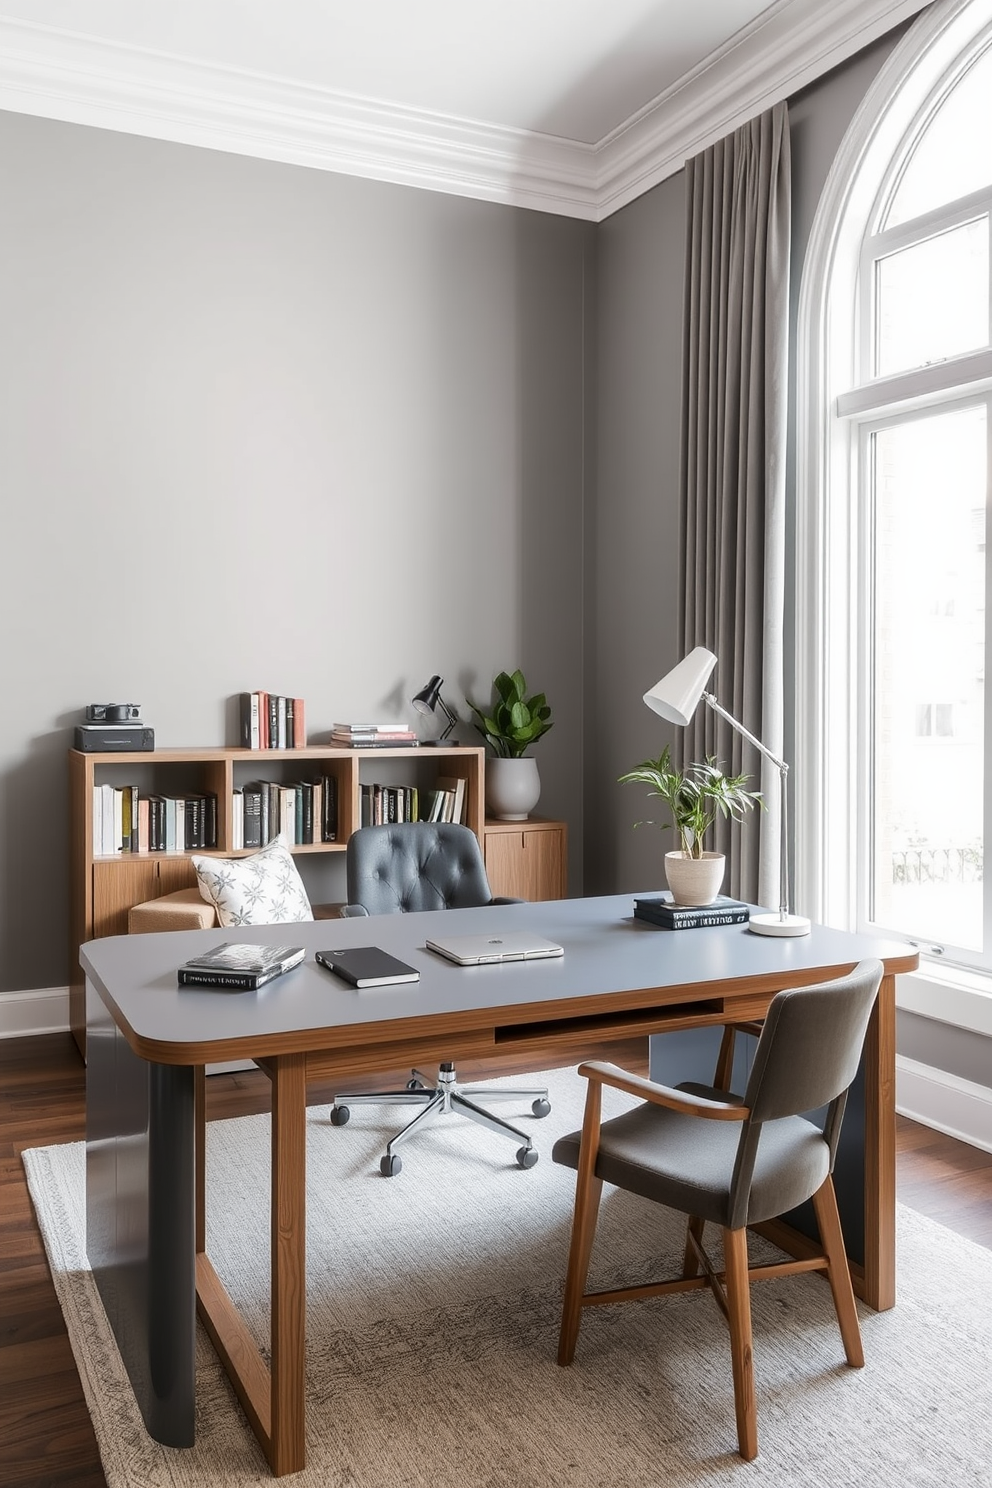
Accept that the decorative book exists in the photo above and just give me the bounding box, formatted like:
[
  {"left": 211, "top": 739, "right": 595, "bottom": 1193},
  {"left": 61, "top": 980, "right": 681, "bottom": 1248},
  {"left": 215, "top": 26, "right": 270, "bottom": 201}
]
[
  {"left": 315, "top": 946, "right": 420, "bottom": 988},
  {"left": 633, "top": 894, "right": 750, "bottom": 930},
  {"left": 177, "top": 942, "right": 306, "bottom": 990}
]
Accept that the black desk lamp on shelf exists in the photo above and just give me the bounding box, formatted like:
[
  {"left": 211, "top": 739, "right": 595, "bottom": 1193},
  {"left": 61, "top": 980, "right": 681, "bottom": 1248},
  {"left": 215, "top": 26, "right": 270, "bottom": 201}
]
[{"left": 412, "top": 674, "right": 457, "bottom": 745}]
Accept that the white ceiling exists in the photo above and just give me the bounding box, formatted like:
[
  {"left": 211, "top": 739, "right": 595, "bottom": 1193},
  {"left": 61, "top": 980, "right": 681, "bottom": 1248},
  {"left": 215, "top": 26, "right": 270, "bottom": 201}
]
[{"left": 0, "top": 0, "right": 929, "bottom": 217}]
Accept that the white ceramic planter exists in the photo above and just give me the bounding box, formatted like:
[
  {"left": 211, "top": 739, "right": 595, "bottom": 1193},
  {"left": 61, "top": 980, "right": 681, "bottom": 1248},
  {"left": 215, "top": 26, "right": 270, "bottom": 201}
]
[
  {"left": 664, "top": 850, "right": 726, "bottom": 906},
  {"left": 486, "top": 757, "right": 542, "bottom": 821}
]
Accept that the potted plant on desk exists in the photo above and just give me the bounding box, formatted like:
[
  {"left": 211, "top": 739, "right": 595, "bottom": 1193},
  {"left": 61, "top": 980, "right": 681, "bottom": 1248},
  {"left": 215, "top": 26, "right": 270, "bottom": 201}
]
[
  {"left": 619, "top": 745, "right": 761, "bottom": 905},
  {"left": 469, "top": 669, "right": 553, "bottom": 821}
]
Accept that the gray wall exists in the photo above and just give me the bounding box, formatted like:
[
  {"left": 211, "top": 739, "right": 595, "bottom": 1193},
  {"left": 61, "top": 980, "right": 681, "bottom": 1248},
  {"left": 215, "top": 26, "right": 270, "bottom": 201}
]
[
  {"left": 0, "top": 110, "right": 594, "bottom": 991},
  {"left": 585, "top": 173, "right": 686, "bottom": 896}
]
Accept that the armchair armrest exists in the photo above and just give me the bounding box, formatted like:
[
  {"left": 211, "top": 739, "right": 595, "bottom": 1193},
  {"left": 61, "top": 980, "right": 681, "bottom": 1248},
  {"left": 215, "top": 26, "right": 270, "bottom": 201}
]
[{"left": 576, "top": 1060, "right": 749, "bottom": 1121}]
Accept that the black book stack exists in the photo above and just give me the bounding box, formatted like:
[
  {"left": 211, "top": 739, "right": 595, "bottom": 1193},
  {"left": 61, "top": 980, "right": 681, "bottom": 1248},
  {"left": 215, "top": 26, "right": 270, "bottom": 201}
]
[{"left": 634, "top": 894, "right": 750, "bottom": 931}]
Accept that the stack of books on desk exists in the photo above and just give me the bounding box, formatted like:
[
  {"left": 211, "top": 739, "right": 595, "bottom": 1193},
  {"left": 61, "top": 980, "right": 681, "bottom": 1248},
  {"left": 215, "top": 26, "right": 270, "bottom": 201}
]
[
  {"left": 634, "top": 894, "right": 750, "bottom": 930},
  {"left": 177, "top": 942, "right": 305, "bottom": 991},
  {"left": 330, "top": 722, "right": 419, "bottom": 747}
]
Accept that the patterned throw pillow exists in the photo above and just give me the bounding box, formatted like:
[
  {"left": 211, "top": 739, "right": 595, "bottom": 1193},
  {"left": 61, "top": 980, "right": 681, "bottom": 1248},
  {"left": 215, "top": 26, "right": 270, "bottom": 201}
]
[{"left": 191, "top": 835, "right": 314, "bottom": 928}]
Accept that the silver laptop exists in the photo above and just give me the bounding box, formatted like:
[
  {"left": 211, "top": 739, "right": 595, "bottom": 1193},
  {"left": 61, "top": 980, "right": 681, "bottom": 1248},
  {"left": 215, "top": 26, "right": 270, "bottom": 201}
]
[{"left": 425, "top": 931, "right": 564, "bottom": 966}]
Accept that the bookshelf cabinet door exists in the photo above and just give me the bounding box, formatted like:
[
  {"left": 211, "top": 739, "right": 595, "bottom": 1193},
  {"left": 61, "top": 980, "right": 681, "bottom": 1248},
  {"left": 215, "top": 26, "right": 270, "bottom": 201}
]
[
  {"left": 157, "top": 859, "right": 199, "bottom": 896},
  {"left": 92, "top": 861, "right": 160, "bottom": 940},
  {"left": 484, "top": 819, "right": 567, "bottom": 902}
]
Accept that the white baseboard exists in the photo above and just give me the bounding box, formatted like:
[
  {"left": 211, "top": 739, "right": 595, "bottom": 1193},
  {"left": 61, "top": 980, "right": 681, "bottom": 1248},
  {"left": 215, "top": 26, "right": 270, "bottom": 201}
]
[
  {"left": 0, "top": 986, "right": 254, "bottom": 1074},
  {"left": 0, "top": 984, "right": 70, "bottom": 1039},
  {"left": 896, "top": 1054, "right": 992, "bottom": 1154}
]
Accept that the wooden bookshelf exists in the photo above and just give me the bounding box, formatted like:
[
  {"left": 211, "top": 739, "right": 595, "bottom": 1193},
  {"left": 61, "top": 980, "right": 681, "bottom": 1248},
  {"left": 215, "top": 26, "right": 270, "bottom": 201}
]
[{"left": 68, "top": 744, "right": 485, "bottom": 1054}]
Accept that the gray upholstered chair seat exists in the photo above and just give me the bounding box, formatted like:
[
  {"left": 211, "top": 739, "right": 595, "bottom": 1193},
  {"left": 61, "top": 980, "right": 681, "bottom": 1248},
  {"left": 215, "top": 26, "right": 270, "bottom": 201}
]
[{"left": 553, "top": 1091, "right": 830, "bottom": 1229}]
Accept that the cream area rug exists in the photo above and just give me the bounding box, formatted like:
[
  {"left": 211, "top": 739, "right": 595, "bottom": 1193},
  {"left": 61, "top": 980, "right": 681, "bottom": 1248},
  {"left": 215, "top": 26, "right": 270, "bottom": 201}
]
[{"left": 23, "top": 1065, "right": 992, "bottom": 1488}]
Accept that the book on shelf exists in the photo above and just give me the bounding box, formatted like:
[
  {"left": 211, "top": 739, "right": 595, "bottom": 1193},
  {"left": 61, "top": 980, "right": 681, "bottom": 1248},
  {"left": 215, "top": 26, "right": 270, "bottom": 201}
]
[
  {"left": 236, "top": 775, "right": 337, "bottom": 847},
  {"left": 92, "top": 785, "right": 217, "bottom": 854},
  {"left": 359, "top": 781, "right": 425, "bottom": 827},
  {"left": 239, "top": 692, "right": 308, "bottom": 750},
  {"left": 177, "top": 941, "right": 305, "bottom": 991},
  {"left": 330, "top": 726, "right": 419, "bottom": 747},
  {"left": 331, "top": 722, "right": 414, "bottom": 735},
  {"left": 633, "top": 894, "right": 750, "bottom": 930},
  {"left": 435, "top": 774, "right": 467, "bottom": 824}
]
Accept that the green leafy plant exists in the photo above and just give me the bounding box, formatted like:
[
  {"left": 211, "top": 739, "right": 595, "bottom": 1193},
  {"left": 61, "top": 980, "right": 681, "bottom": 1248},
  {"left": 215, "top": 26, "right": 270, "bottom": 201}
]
[
  {"left": 618, "top": 745, "right": 761, "bottom": 858},
  {"left": 468, "top": 669, "right": 553, "bottom": 759}
]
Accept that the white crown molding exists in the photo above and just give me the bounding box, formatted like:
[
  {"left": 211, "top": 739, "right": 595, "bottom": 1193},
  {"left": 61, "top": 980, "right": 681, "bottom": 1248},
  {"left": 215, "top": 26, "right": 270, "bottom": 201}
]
[
  {"left": 595, "top": 0, "right": 933, "bottom": 217},
  {"left": 0, "top": 0, "right": 931, "bottom": 221}
]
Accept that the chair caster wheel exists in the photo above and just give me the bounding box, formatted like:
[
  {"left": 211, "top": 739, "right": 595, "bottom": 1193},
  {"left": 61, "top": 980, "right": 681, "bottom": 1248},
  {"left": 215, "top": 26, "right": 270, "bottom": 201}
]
[
  {"left": 406, "top": 1078, "right": 424, "bottom": 1090},
  {"left": 380, "top": 1153, "right": 403, "bottom": 1177},
  {"left": 516, "top": 1147, "right": 538, "bottom": 1170},
  {"left": 532, "top": 1098, "right": 551, "bottom": 1118},
  {"left": 330, "top": 1105, "right": 350, "bottom": 1126}
]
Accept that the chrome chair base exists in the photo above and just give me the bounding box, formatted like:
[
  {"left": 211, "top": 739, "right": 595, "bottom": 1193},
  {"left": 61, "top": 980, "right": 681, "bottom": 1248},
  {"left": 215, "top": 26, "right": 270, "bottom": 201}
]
[{"left": 331, "top": 1062, "right": 551, "bottom": 1176}]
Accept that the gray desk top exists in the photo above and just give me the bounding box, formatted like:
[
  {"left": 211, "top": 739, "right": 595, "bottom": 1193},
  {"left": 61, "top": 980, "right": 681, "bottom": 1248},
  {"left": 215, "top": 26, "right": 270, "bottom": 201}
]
[{"left": 80, "top": 893, "right": 916, "bottom": 1063}]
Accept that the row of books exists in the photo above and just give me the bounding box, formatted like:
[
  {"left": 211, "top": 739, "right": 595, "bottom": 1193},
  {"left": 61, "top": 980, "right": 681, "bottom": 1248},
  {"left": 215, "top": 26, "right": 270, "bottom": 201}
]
[
  {"left": 93, "top": 786, "right": 217, "bottom": 855},
  {"left": 633, "top": 894, "right": 750, "bottom": 930},
  {"left": 330, "top": 721, "right": 419, "bottom": 748},
  {"left": 359, "top": 774, "right": 467, "bottom": 827},
  {"left": 234, "top": 776, "right": 338, "bottom": 849},
  {"left": 239, "top": 693, "right": 307, "bottom": 750}
]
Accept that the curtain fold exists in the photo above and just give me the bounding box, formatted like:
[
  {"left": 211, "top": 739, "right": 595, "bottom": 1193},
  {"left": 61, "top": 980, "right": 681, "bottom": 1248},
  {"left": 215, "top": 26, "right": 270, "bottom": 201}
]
[{"left": 678, "top": 102, "right": 791, "bottom": 906}]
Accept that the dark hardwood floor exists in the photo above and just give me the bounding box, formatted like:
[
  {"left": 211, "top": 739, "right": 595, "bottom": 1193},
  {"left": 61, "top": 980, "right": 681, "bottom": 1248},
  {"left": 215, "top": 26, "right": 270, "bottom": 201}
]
[{"left": 2, "top": 1031, "right": 990, "bottom": 1488}]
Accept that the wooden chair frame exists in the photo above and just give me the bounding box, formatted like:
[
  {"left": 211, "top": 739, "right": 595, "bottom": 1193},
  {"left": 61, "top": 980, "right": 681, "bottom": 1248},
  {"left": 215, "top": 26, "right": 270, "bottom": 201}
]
[{"left": 557, "top": 1026, "right": 865, "bottom": 1462}]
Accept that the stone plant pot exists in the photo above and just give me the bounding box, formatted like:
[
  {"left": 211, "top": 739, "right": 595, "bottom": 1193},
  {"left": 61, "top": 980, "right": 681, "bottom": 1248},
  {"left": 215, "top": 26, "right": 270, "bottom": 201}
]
[
  {"left": 664, "top": 850, "right": 726, "bottom": 907},
  {"left": 486, "top": 757, "right": 542, "bottom": 821}
]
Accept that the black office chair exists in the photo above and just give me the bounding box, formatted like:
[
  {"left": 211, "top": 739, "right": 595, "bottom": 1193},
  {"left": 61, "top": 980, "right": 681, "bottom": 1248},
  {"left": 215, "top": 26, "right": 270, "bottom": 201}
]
[
  {"left": 329, "top": 822, "right": 551, "bottom": 1176},
  {"left": 553, "top": 958, "right": 883, "bottom": 1461}
]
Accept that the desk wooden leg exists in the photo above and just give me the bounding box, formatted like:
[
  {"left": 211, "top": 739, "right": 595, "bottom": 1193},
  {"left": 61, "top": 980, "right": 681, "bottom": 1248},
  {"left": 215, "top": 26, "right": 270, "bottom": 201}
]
[
  {"left": 862, "top": 972, "right": 896, "bottom": 1311},
  {"left": 195, "top": 1051, "right": 308, "bottom": 1476},
  {"left": 269, "top": 1052, "right": 307, "bottom": 1477}
]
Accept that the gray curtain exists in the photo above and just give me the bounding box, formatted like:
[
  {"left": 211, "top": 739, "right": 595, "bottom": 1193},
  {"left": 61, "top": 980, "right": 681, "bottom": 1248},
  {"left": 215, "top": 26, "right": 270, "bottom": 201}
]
[{"left": 678, "top": 102, "right": 791, "bottom": 906}]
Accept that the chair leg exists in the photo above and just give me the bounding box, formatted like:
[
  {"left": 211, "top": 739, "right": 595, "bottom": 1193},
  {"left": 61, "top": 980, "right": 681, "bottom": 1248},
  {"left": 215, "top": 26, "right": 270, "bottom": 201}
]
[
  {"left": 723, "top": 1226, "right": 758, "bottom": 1461},
  {"left": 682, "top": 1216, "right": 705, "bottom": 1279},
  {"left": 558, "top": 1171, "right": 603, "bottom": 1366},
  {"left": 812, "top": 1175, "right": 865, "bottom": 1368}
]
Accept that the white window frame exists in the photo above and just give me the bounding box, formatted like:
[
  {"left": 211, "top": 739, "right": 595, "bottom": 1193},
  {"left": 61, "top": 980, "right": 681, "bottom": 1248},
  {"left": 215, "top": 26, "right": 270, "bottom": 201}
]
[{"left": 795, "top": 0, "right": 992, "bottom": 1025}]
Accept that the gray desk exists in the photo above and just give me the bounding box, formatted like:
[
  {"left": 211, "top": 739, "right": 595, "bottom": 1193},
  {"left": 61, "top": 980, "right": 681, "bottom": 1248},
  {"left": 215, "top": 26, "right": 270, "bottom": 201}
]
[{"left": 83, "top": 894, "right": 916, "bottom": 1477}]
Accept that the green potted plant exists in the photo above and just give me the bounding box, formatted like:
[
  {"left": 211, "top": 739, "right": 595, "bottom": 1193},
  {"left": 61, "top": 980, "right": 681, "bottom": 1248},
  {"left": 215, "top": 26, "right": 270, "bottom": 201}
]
[
  {"left": 619, "top": 745, "right": 761, "bottom": 905},
  {"left": 469, "top": 669, "right": 553, "bottom": 821}
]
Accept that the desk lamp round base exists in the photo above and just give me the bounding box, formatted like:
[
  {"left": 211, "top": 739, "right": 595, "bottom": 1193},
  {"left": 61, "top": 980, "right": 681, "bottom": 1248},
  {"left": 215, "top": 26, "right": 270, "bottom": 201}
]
[{"left": 749, "top": 911, "right": 812, "bottom": 938}]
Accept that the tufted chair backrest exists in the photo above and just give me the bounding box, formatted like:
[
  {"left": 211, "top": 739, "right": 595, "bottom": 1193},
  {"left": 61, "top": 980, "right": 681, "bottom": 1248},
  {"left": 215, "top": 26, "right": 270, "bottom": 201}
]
[{"left": 344, "top": 823, "right": 497, "bottom": 915}]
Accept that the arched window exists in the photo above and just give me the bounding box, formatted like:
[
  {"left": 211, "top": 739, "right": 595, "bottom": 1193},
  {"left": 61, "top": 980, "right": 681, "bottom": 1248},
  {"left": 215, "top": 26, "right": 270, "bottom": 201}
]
[{"left": 797, "top": 0, "right": 992, "bottom": 1007}]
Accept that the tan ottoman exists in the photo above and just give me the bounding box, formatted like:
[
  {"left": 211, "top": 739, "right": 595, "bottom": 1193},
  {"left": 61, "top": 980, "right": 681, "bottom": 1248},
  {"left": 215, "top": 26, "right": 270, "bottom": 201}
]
[{"left": 128, "top": 887, "right": 217, "bottom": 933}]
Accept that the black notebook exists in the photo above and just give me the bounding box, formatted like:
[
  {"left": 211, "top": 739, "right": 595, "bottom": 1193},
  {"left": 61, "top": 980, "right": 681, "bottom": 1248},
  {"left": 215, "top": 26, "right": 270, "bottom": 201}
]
[
  {"left": 315, "top": 946, "right": 420, "bottom": 988},
  {"left": 177, "top": 942, "right": 305, "bottom": 991}
]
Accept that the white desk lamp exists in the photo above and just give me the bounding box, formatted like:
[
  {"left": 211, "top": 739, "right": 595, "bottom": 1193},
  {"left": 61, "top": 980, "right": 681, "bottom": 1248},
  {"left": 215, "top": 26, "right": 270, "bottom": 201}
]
[{"left": 643, "top": 647, "right": 811, "bottom": 937}]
